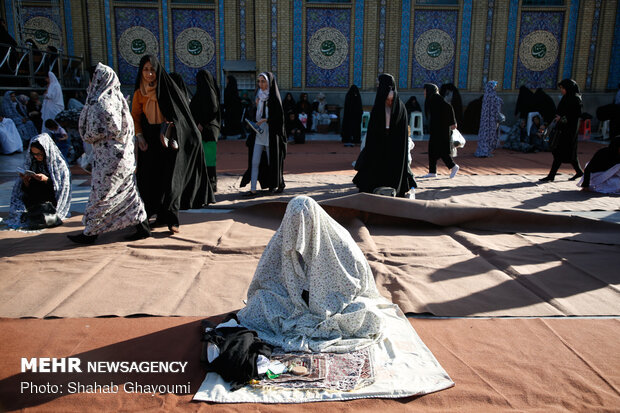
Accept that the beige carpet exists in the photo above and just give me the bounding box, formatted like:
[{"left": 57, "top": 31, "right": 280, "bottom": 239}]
[{"left": 1, "top": 194, "right": 618, "bottom": 318}]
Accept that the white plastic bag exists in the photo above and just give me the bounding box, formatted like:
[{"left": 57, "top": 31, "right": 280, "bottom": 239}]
[{"left": 450, "top": 129, "right": 466, "bottom": 157}]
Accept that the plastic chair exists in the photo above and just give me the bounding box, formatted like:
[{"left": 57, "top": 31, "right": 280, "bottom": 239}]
[
  {"left": 580, "top": 118, "right": 591, "bottom": 139},
  {"left": 360, "top": 111, "right": 370, "bottom": 135},
  {"left": 409, "top": 111, "right": 423, "bottom": 140}
]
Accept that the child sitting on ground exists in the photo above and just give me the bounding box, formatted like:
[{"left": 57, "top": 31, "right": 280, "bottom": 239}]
[{"left": 44, "top": 119, "right": 70, "bottom": 160}]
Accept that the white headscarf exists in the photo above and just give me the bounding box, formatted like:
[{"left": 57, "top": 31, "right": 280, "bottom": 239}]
[
  {"left": 5, "top": 133, "right": 72, "bottom": 228},
  {"left": 237, "top": 195, "right": 387, "bottom": 353},
  {"left": 256, "top": 73, "right": 269, "bottom": 122},
  {"left": 79, "top": 63, "right": 134, "bottom": 144},
  {"left": 41, "top": 71, "right": 65, "bottom": 126}
]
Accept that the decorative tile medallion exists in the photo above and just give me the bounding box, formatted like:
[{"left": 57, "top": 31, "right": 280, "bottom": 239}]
[
  {"left": 411, "top": 10, "right": 457, "bottom": 88},
  {"left": 515, "top": 11, "right": 563, "bottom": 89},
  {"left": 308, "top": 27, "right": 348, "bottom": 70},
  {"left": 171, "top": 8, "right": 217, "bottom": 85},
  {"left": 119, "top": 27, "right": 159, "bottom": 67},
  {"left": 305, "top": 8, "right": 351, "bottom": 88},
  {"left": 114, "top": 7, "right": 160, "bottom": 85},
  {"left": 21, "top": 7, "right": 63, "bottom": 51},
  {"left": 174, "top": 28, "right": 215, "bottom": 69},
  {"left": 518, "top": 30, "right": 559, "bottom": 72}
]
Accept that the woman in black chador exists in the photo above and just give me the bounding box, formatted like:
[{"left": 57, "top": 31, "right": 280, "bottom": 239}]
[
  {"left": 439, "top": 83, "right": 463, "bottom": 127},
  {"left": 533, "top": 87, "right": 557, "bottom": 125},
  {"left": 240, "top": 72, "right": 287, "bottom": 196},
  {"left": 222, "top": 75, "right": 243, "bottom": 137},
  {"left": 353, "top": 74, "right": 416, "bottom": 197},
  {"left": 422, "top": 83, "right": 459, "bottom": 179},
  {"left": 131, "top": 55, "right": 214, "bottom": 234},
  {"left": 515, "top": 85, "right": 535, "bottom": 120},
  {"left": 341, "top": 84, "right": 363, "bottom": 146},
  {"left": 191, "top": 70, "right": 221, "bottom": 192},
  {"left": 540, "top": 79, "right": 584, "bottom": 182}
]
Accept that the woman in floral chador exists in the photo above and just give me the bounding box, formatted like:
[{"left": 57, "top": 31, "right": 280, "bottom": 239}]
[
  {"left": 474, "top": 80, "right": 504, "bottom": 157},
  {"left": 68, "top": 63, "right": 149, "bottom": 244}
]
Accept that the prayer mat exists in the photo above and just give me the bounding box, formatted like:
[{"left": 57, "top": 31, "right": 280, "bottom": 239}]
[{"left": 193, "top": 304, "right": 453, "bottom": 403}]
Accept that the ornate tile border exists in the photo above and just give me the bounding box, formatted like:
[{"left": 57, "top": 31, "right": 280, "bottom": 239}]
[
  {"left": 162, "top": 0, "right": 170, "bottom": 71},
  {"left": 562, "top": 0, "right": 579, "bottom": 79},
  {"left": 239, "top": 0, "right": 247, "bottom": 60},
  {"left": 482, "top": 0, "right": 494, "bottom": 86},
  {"left": 105, "top": 0, "right": 113, "bottom": 66},
  {"left": 585, "top": 0, "right": 601, "bottom": 90},
  {"left": 377, "top": 0, "right": 386, "bottom": 74},
  {"left": 293, "top": 0, "right": 302, "bottom": 87},
  {"left": 63, "top": 0, "right": 74, "bottom": 55},
  {"left": 271, "top": 0, "right": 278, "bottom": 73},
  {"left": 353, "top": 0, "right": 364, "bottom": 87},
  {"left": 608, "top": 2, "right": 620, "bottom": 89},
  {"left": 4, "top": 0, "right": 15, "bottom": 38},
  {"left": 458, "top": 0, "right": 473, "bottom": 89},
  {"left": 399, "top": 0, "right": 411, "bottom": 89},
  {"left": 502, "top": 0, "right": 519, "bottom": 90}
]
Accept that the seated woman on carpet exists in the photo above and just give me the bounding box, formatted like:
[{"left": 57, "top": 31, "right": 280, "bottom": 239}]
[
  {"left": 196, "top": 195, "right": 453, "bottom": 401},
  {"left": 4, "top": 133, "right": 71, "bottom": 229},
  {"left": 579, "top": 136, "right": 620, "bottom": 194},
  {"left": 237, "top": 195, "right": 386, "bottom": 353}
]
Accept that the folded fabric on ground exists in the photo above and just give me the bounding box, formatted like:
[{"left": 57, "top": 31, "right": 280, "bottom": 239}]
[{"left": 194, "top": 304, "right": 454, "bottom": 403}]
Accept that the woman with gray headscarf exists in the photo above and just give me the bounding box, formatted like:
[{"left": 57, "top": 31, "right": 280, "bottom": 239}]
[{"left": 67, "top": 63, "right": 149, "bottom": 244}]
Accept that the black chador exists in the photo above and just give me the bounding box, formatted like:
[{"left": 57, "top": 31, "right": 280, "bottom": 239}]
[
  {"left": 240, "top": 72, "right": 287, "bottom": 192},
  {"left": 425, "top": 83, "right": 457, "bottom": 175},
  {"left": 191, "top": 70, "right": 221, "bottom": 192},
  {"left": 353, "top": 74, "right": 416, "bottom": 197},
  {"left": 581, "top": 137, "right": 620, "bottom": 188},
  {"left": 341, "top": 84, "right": 363, "bottom": 144}
]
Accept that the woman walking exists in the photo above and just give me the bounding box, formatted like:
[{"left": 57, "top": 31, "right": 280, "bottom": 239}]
[
  {"left": 191, "top": 70, "right": 221, "bottom": 192},
  {"left": 67, "top": 63, "right": 150, "bottom": 244},
  {"left": 540, "top": 79, "right": 584, "bottom": 182},
  {"left": 353, "top": 73, "right": 416, "bottom": 197},
  {"left": 240, "top": 72, "right": 286, "bottom": 197},
  {"left": 131, "top": 55, "right": 214, "bottom": 233}
]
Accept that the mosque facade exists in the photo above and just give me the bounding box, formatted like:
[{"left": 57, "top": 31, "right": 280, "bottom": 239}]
[{"left": 3, "top": 0, "right": 619, "bottom": 95}]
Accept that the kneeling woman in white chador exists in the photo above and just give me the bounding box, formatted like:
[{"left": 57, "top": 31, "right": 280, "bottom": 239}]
[{"left": 237, "top": 195, "right": 387, "bottom": 353}]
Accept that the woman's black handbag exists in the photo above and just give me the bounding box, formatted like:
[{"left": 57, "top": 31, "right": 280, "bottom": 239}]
[{"left": 24, "top": 202, "right": 62, "bottom": 230}]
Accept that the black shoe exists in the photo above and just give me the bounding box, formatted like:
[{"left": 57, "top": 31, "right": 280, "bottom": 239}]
[
  {"left": 274, "top": 186, "right": 285, "bottom": 194},
  {"left": 242, "top": 191, "right": 258, "bottom": 198},
  {"left": 168, "top": 225, "right": 180, "bottom": 234},
  {"left": 539, "top": 176, "right": 554, "bottom": 182},
  {"left": 568, "top": 172, "right": 584, "bottom": 181},
  {"left": 67, "top": 233, "right": 98, "bottom": 245}
]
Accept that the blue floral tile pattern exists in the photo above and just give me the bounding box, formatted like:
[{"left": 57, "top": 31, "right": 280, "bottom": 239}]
[
  {"left": 114, "top": 7, "right": 160, "bottom": 85},
  {"left": 293, "top": 0, "right": 303, "bottom": 87},
  {"left": 305, "top": 8, "right": 351, "bottom": 88},
  {"left": 411, "top": 10, "right": 457, "bottom": 88},
  {"left": 608, "top": 2, "right": 620, "bottom": 89},
  {"left": 171, "top": 8, "right": 217, "bottom": 86},
  {"left": 585, "top": 0, "right": 601, "bottom": 90},
  {"left": 515, "top": 11, "right": 563, "bottom": 89},
  {"left": 502, "top": 0, "right": 519, "bottom": 89}
]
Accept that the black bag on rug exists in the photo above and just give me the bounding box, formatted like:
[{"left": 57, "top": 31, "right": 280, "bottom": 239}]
[
  {"left": 373, "top": 187, "right": 396, "bottom": 197},
  {"left": 24, "top": 202, "right": 62, "bottom": 230}
]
